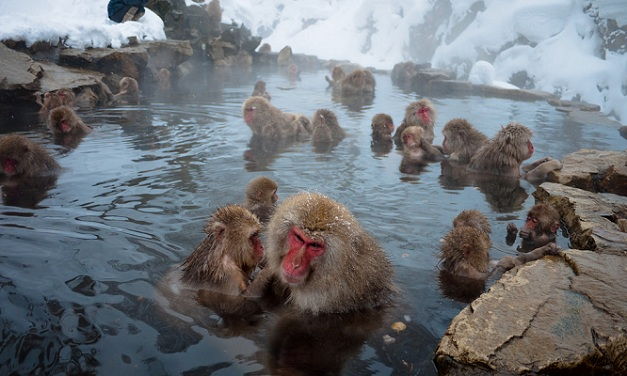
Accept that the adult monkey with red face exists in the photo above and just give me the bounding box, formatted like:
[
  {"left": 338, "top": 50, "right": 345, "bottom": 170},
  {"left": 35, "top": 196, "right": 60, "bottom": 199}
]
[
  {"left": 393, "top": 99, "right": 436, "bottom": 147},
  {"left": 263, "top": 192, "right": 394, "bottom": 314}
]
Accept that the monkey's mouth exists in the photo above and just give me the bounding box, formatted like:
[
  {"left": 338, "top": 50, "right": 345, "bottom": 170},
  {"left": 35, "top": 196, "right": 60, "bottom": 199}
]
[
  {"left": 2, "top": 158, "right": 17, "bottom": 175},
  {"left": 282, "top": 270, "right": 308, "bottom": 286},
  {"left": 60, "top": 121, "right": 71, "bottom": 133}
]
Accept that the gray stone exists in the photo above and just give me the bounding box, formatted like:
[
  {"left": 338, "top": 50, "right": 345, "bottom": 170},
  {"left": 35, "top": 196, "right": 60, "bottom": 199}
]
[
  {"left": 58, "top": 46, "right": 149, "bottom": 80},
  {"left": 472, "top": 85, "right": 552, "bottom": 101},
  {"left": 436, "top": 249, "right": 627, "bottom": 375},
  {"left": 0, "top": 43, "right": 42, "bottom": 100},
  {"left": 547, "top": 149, "right": 627, "bottom": 196},
  {"left": 426, "top": 79, "right": 473, "bottom": 96},
  {"left": 566, "top": 109, "right": 623, "bottom": 127},
  {"left": 534, "top": 182, "right": 627, "bottom": 254},
  {"left": 547, "top": 98, "right": 602, "bottom": 112}
]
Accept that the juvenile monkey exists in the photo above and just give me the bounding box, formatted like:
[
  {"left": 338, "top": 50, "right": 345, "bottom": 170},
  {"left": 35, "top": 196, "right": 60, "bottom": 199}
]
[
  {"left": 156, "top": 68, "right": 172, "bottom": 91},
  {"left": 0, "top": 134, "right": 59, "bottom": 178},
  {"left": 311, "top": 109, "right": 345, "bottom": 145},
  {"left": 180, "top": 205, "right": 263, "bottom": 295},
  {"left": 242, "top": 96, "right": 311, "bottom": 140},
  {"left": 393, "top": 99, "right": 436, "bottom": 146},
  {"left": 442, "top": 118, "right": 487, "bottom": 163},
  {"left": 506, "top": 203, "right": 561, "bottom": 252},
  {"left": 468, "top": 122, "right": 534, "bottom": 177},
  {"left": 251, "top": 80, "right": 271, "bottom": 101},
  {"left": 262, "top": 192, "right": 394, "bottom": 314},
  {"left": 37, "top": 88, "right": 76, "bottom": 113},
  {"left": 325, "top": 66, "right": 346, "bottom": 87},
  {"left": 113, "top": 77, "right": 140, "bottom": 105},
  {"left": 243, "top": 176, "right": 278, "bottom": 224},
  {"left": 399, "top": 126, "right": 443, "bottom": 173},
  {"left": 371, "top": 113, "right": 394, "bottom": 144},
  {"left": 47, "top": 106, "right": 92, "bottom": 136}
]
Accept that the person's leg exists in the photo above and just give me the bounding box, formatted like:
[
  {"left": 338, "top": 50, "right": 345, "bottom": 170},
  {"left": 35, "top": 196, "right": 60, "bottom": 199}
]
[{"left": 122, "top": 6, "right": 138, "bottom": 22}]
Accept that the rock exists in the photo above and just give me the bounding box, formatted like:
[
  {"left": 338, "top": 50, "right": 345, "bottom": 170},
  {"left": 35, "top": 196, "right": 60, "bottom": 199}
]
[
  {"left": 412, "top": 68, "right": 455, "bottom": 90},
  {"left": 566, "top": 109, "right": 623, "bottom": 127},
  {"left": 0, "top": 43, "right": 43, "bottom": 101},
  {"left": 59, "top": 46, "right": 149, "bottom": 80},
  {"left": 38, "top": 62, "right": 113, "bottom": 106},
  {"left": 547, "top": 149, "right": 627, "bottom": 197},
  {"left": 620, "top": 126, "right": 627, "bottom": 140},
  {"left": 144, "top": 40, "right": 193, "bottom": 70},
  {"left": 277, "top": 46, "right": 293, "bottom": 66},
  {"left": 473, "top": 85, "right": 552, "bottom": 101},
  {"left": 547, "top": 97, "right": 601, "bottom": 112},
  {"left": 425, "top": 79, "right": 473, "bottom": 96},
  {"left": 435, "top": 249, "right": 627, "bottom": 375},
  {"left": 534, "top": 182, "right": 627, "bottom": 254}
]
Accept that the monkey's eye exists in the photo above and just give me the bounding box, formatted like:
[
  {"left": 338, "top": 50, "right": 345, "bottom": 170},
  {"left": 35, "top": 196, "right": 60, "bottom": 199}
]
[
  {"left": 293, "top": 232, "right": 304, "bottom": 245},
  {"left": 308, "top": 242, "right": 325, "bottom": 255},
  {"left": 250, "top": 231, "right": 259, "bottom": 240}
]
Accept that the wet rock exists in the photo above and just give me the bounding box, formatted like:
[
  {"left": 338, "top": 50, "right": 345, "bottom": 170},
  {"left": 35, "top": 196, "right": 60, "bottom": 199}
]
[
  {"left": 547, "top": 97, "right": 601, "bottom": 112},
  {"left": 426, "top": 79, "right": 473, "bottom": 96},
  {"left": 566, "top": 109, "right": 623, "bottom": 127},
  {"left": 620, "top": 126, "right": 627, "bottom": 139},
  {"left": 65, "top": 275, "right": 106, "bottom": 296},
  {"left": 547, "top": 149, "right": 627, "bottom": 197},
  {"left": 473, "top": 85, "right": 552, "bottom": 101},
  {"left": 145, "top": 40, "right": 193, "bottom": 70},
  {"left": 435, "top": 249, "right": 627, "bottom": 375},
  {"left": 412, "top": 69, "right": 456, "bottom": 90},
  {"left": 0, "top": 43, "right": 43, "bottom": 101},
  {"left": 534, "top": 182, "right": 627, "bottom": 254},
  {"left": 37, "top": 62, "right": 113, "bottom": 105},
  {"left": 59, "top": 46, "right": 149, "bottom": 81}
]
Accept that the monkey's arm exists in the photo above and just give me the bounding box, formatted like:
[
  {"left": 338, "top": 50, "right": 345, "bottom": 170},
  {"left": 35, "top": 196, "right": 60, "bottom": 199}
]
[
  {"left": 242, "top": 267, "right": 273, "bottom": 298},
  {"left": 506, "top": 223, "right": 518, "bottom": 245},
  {"left": 221, "top": 255, "right": 249, "bottom": 293},
  {"left": 522, "top": 157, "right": 554, "bottom": 172},
  {"left": 422, "top": 141, "right": 444, "bottom": 161},
  {"left": 492, "top": 243, "right": 560, "bottom": 275}
]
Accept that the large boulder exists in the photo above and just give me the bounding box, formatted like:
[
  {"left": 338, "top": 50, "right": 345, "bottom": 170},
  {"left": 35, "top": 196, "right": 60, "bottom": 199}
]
[
  {"left": 436, "top": 250, "right": 627, "bottom": 375},
  {"left": 548, "top": 149, "right": 627, "bottom": 197},
  {"left": 534, "top": 182, "right": 627, "bottom": 254},
  {"left": 0, "top": 43, "right": 43, "bottom": 101},
  {"left": 59, "top": 46, "right": 150, "bottom": 81}
]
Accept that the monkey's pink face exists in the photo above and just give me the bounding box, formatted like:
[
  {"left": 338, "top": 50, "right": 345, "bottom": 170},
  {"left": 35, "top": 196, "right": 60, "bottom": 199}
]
[
  {"left": 281, "top": 226, "right": 325, "bottom": 285},
  {"left": 244, "top": 107, "right": 255, "bottom": 125},
  {"left": 2, "top": 158, "right": 17, "bottom": 176},
  {"left": 416, "top": 106, "right": 431, "bottom": 125},
  {"left": 59, "top": 119, "right": 72, "bottom": 134}
]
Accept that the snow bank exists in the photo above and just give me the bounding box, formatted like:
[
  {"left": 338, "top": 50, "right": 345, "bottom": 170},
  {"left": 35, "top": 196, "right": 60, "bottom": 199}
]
[
  {"left": 218, "top": 0, "right": 626, "bottom": 123},
  {"left": 0, "top": 0, "right": 165, "bottom": 49}
]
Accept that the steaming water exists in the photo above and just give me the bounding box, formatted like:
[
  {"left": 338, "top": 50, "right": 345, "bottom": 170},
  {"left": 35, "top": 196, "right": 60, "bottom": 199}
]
[{"left": 0, "top": 67, "right": 623, "bottom": 375}]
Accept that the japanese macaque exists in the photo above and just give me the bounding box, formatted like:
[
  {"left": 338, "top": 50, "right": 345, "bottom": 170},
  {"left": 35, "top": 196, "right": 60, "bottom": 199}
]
[
  {"left": 391, "top": 61, "right": 418, "bottom": 86},
  {"left": 442, "top": 118, "right": 487, "bottom": 163},
  {"left": 251, "top": 80, "right": 271, "bottom": 101},
  {"left": 325, "top": 66, "right": 346, "bottom": 87},
  {"left": 371, "top": 113, "right": 394, "bottom": 144},
  {"left": 258, "top": 43, "right": 271, "bottom": 54},
  {"left": 37, "top": 88, "right": 75, "bottom": 113},
  {"left": 47, "top": 106, "right": 92, "bottom": 136},
  {"left": 506, "top": 203, "right": 561, "bottom": 252},
  {"left": 311, "top": 109, "right": 345, "bottom": 147},
  {"left": 339, "top": 69, "right": 375, "bottom": 96},
  {"left": 521, "top": 156, "right": 563, "bottom": 184},
  {"left": 243, "top": 176, "right": 278, "bottom": 224},
  {"left": 393, "top": 99, "right": 436, "bottom": 146},
  {"left": 206, "top": 0, "right": 222, "bottom": 25},
  {"left": 156, "top": 68, "right": 172, "bottom": 91},
  {"left": 242, "top": 96, "right": 311, "bottom": 140},
  {"left": 180, "top": 205, "right": 263, "bottom": 296},
  {"left": 0, "top": 134, "right": 59, "bottom": 178},
  {"left": 113, "top": 77, "right": 140, "bottom": 105},
  {"left": 277, "top": 46, "right": 293, "bottom": 66},
  {"left": 262, "top": 192, "right": 394, "bottom": 314},
  {"left": 440, "top": 210, "right": 559, "bottom": 281},
  {"left": 75, "top": 87, "right": 99, "bottom": 108},
  {"left": 399, "top": 126, "right": 443, "bottom": 173}
]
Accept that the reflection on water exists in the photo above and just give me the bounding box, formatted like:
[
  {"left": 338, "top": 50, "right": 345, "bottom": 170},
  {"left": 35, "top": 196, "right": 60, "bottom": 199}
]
[{"left": 0, "top": 66, "right": 624, "bottom": 375}]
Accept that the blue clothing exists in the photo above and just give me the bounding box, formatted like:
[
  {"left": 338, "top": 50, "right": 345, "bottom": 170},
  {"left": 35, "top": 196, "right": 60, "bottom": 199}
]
[{"left": 108, "top": 0, "right": 148, "bottom": 23}]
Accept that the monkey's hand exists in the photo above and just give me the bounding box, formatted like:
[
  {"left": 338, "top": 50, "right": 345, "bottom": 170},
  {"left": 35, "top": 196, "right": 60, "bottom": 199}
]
[
  {"left": 543, "top": 242, "right": 561, "bottom": 256},
  {"left": 495, "top": 256, "right": 517, "bottom": 271},
  {"left": 506, "top": 223, "right": 518, "bottom": 245},
  {"left": 522, "top": 157, "right": 552, "bottom": 172},
  {"left": 242, "top": 268, "right": 272, "bottom": 298}
]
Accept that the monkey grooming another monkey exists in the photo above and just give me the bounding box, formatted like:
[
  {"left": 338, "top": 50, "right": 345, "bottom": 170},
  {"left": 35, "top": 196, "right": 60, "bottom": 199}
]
[
  {"left": 113, "top": 77, "right": 140, "bottom": 105},
  {"left": 243, "top": 176, "right": 278, "bottom": 224},
  {"left": 442, "top": 118, "right": 488, "bottom": 163},
  {"left": 440, "top": 210, "right": 560, "bottom": 281},
  {"left": 251, "top": 80, "right": 271, "bottom": 101},
  {"left": 48, "top": 106, "right": 92, "bottom": 136},
  {"left": 0, "top": 134, "right": 59, "bottom": 178},
  {"left": 506, "top": 203, "right": 561, "bottom": 252},
  {"left": 263, "top": 192, "right": 394, "bottom": 314},
  {"left": 393, "top": 99, "right": 436, "bottom": 146},
  {"left": 399, "top": 126, "right": 443, "bottom": 174},
  {"left": 242, "top": 96, "right": 311, "bottom": 140},
  {"left": 180, "top": 205, "right": 264, "bottom": 296},
  {"left": 311, "top": 109, "right": 345, "bottom": 146},
  {"left": 468, "top": 122, "right": 534, "bottom": 178}
]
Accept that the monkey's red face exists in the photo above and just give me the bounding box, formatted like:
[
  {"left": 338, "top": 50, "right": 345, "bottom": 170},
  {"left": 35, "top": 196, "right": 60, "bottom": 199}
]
[
  {"left": 60, "top": 120, "right": 72, "bottom": 133},
  {"left": 526, "top": 140, "right": 534, "bottom": 159},
  {"left": 2, "top": 158, "right": 17, "bottom": 176},
  {"left": 281, "top": 226, "right": 325, "bottom": 285},
  {"left": 244, "top": 107, "right": 255, "bottom": 125},
  {"left": 416, "top": 107, "right": 431, "bottom": 124},
  {"left": 519, "top": 215, "right": 538, "bottom": 239}
]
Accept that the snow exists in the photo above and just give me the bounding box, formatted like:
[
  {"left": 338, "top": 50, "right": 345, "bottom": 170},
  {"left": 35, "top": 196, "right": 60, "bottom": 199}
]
[
  {"left": 218, "top": 0, "right": 626, "bottom": 123},
  {"left": 0, "top": 0, "right": 165, "bottom": 49}
]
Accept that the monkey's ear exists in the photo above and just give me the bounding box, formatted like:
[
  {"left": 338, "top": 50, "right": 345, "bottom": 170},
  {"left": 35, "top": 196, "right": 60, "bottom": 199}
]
[{"left": 205, "top": 221, "right": 226, "bottom": 237}]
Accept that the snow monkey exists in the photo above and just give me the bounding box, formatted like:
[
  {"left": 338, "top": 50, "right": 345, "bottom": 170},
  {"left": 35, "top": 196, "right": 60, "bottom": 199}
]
[{"left": 393, "top": 99, "right": 436, "bottom": 147}]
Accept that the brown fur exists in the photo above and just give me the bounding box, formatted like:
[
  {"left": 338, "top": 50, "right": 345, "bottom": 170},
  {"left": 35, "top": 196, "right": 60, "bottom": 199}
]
[
  {"left": 311, "top": 109, "right": 345, "bottom": 145},
  {"left": 242, "top": 96, "right": 311, "bottom": 139},
  {"left": 156, "top": 68, "right": 171, "bottom": 91},
  {"left": 243, "top": 176, "right": 278, "bottom": 224},
  {"left": 37, "top": 88, "right": 76, "bottom": 113},
  {"left": 440, "top": 225, "right": 491, "bottom": 279},
  {"left": 442, "top": 118, "right": 487, "bottom": 163},
  {"left": 468, "top": 122, "right": 533, "bottom": 177},
  {"left": 371, "top": 113, "right": 394, "bottom": 143},
  {"left": 181, "top": 205, "right": 262, "bottom": 295},
  {"left": 0, "top": 134, "right": 59, "bottom": 178},
  {"left": 75, "top": 87, "right": 99, "bottom": 108},
  {"left": 339, "top": 69, "right": 375, "bottom": 96},
  {"left": 453, "top": 209, "right": 492, "bottom": 235},
  {"left": 258, "top": 43, "right": 271, "bottom": 53},
  {"left": 393, "top": 99, "right": 436, "bottom": 146},
  {"left": 277, "top": 46, "right": 293, "bottom": 66},
  {"left": 400, "top": 126, "right": 442, "bottom": 163},
  {"left": 265, "top": 192, "right": 394, "bottom": 314},
  {"left": 522, "top": 157, "right": 562, "bottom": 184},
  {"left": 206, "top": 0, "right": 222, "bottom": 25},
  {"left": 251, "top": 80, "right": 271, "bottom": 101},
  {"left": 113, "top": 77, "right": 139, "bottom": 105},
  {"left": 47, "top": 106, "right": 92, "bottom": 135},
  {"left": 325, "top": 66, "right": 347, "bottom": 87},
  {"left": 391, "top": 62, "right": 418, "bottom": 86},
  {"left": 508, "top": 203, "right": 561, "bottom": 252}
]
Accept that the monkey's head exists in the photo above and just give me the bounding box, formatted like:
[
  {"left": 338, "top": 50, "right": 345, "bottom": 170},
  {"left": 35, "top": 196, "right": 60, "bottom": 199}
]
[
  {"left": 242, "top": 96, "right": 271, "bottom": 131},
  {"left": 158, "top": 68, "right": 171, "bottom": 80},
  {"left": 331, "top": 66, "right": 345, "bottom": 81},
  {"left": 406, "top": 98, "right": 435, "bottom": 127},
  {"left": 442, "top": 118, "right": 473, "bottom": 154},
  {"left": 48, "top": 106, "right": 75, "bottom": 134},
  {"left": 496, "top": 122, "right": 534, "bottom": 162},
  {"left": 205, "top": 205, "right": 264, "bottom": 267},
  {"left": 0, "top": 135, "right": 37, "bottom": 177},
  {"left": 254, "top": 80, "right": 266, "bottom": 92},
  {"left": 119, "top": 77, "right": 138, "bottom": 93},
  {"left": 246, "top": 176, "right": 278, "bottom": 205},
  {"left": 440, "top": 226, "right": 490, "bottom": 275},
  {"left": 453, "top": 210, "right": 491, "bottom": 235},
  {"left": 313, "top": 109, "right": 338, "bottom": 129},
  {"left": 519, "top": 204, "right": 560, "bottom": 248},
  {"left": 266, "top": 192, "right": 358, "bottom": 287},
  {"left": 56, "top": 89, "right": 75, "bottom": 105},
  {"left": 371, "top": 114, "right": 394, "bottom": 140},
  {"left": 401, "top": 126, "right": 424, "bottom": 150}
]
